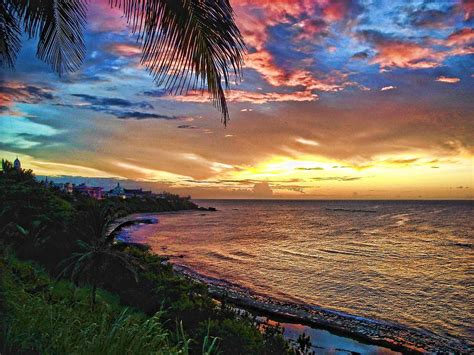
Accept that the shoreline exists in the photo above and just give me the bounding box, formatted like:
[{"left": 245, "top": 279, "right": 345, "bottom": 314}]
[
  {"left": 173, "top": 264, "right": 469, "bottom": 354},
  {"left": 114, "top": 212, "right": 472, "bottom": 354}
]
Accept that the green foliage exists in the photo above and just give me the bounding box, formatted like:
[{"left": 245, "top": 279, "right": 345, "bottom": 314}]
[
  {"left": 0, "top": 254, "right": 190, "bottom": 354},
  {"left": 198, "top": 318, "right": 265, "bottom": 355}
]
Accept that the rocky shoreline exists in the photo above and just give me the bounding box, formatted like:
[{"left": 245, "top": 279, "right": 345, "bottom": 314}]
[
  {"left": 173, "top": 265, "right": 472, "bottom": 354},
  {"left": 115, "top": 213, "right": 473, "bottom": 354}
]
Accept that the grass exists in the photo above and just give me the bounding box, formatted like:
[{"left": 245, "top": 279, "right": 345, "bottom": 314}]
[{"left": 0, "top": 253, "right": 216, "bottom": 354}]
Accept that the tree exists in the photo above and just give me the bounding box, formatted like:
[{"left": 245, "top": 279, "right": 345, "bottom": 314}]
[
  {"left": 59, "top": 203, "right": 143, "bottom": 303},
  {"left": 1, "top": 0, "right": 245, "bottom": 124}
]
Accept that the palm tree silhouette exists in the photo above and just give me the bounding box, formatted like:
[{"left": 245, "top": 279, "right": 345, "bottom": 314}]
[
  {"left": 59, "top": 203, "right": 143, "bottom": 304},
  {"left": 1, "top": 0, "right": 245, "bottom": 124}
]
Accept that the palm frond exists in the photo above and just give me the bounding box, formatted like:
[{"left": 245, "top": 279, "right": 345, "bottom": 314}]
[
  {"left": 110, "top": 0, "right": 245, "bottom": 125},
  {"left": 7, "top": 0, "right": 88, "bottom": 74},
  {"left": 36, "top": 0, "right": 87, "bottom": 75},
  {"left": 0, "top": 1, "right": 22, "bottom": 68}
]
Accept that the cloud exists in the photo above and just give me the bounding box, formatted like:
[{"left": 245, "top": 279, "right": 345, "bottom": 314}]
[
  {"left": 172, "top": 89, "right": 318, "bottom": 104},
  {"left": 295, "top": 137, "right": 319, "bottom": 146},
  {"left": 405, "top": 5, "right": 456, "bottom": 29},
  {"left": 114, "top": 111, "right": 179, "bottom": 120},
  {"left": 252, "top": 182, "right": 273, "bottom": 196},
  {"left": 245, "top": 49, "right": 359, "bottom": 92},
  {"left": 384, "top": 158, "right": 418, "bottom": 165},
  {"left": 380, "top": 86, "right": 396, "bottom": 91},
  {"left": 107, "top": 43, "right": 142, "bottom": 57},
  {"left": 312, "top": 176, "right": 362, "bottom": 181},
  {"left": 1, "top": 81, "right": 54, "bottom": 106},
  {"left": 351, "top": 51, "right": 369, "bottom": 60},
  {"left": 360, "top": 30, "right": 474, "bottom": 70},
  {"left": 435, "top": 76, "right": 461, "bottom": 84},
  {"left": 71, "top": 94, "right": 152, "bottom": 108},
  {"left": 65, "top": 94, "right": 182, "bottom": 120},
  {"left": 461, "top": 0, "right": 474, "bottom": 21},
  {"left": 446, "top": 28, "right": 474, "bottom": 46}
]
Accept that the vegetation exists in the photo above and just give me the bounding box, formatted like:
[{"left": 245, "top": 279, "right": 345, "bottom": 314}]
[
  {"left": 1, "top": 0, "right": 245, "bottom": 123},
  {"left": 0, "top": 254, "right": 196, "bottom": 354},
  {"left": 0, "top": 160, "right": 304, "bottom": 354}
]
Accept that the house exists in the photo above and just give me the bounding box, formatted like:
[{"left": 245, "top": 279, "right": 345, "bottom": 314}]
[{"left": 75, "top": 183, "right": 104, "bottom": 199}]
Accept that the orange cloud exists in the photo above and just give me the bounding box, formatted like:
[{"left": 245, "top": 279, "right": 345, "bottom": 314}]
[
  {"left": 232, "top": 0, "right": 360, "bottom": 93},
  {"left": 245, "top": 50, "right": 355, "bottom": 92},
  {"left": 446, "top": 28, "right": 474, "bottom": 46},
  {"left": 369, "top": 36, "right": 474, "bottom": 70},
  {"left": 245, "top": 50, "right": 287, "bottom": 86},
  {"left": 369, "top": 40, "right": 441, "bottom": 69},
  {"left": 172, "top": 89, "right": 318, "bottom": 104},
  {"left": 435, "top": 76, "right": 461, "bottom": 84},
  {"left": 107, "top": 43, "right": 142, "bottom": 57}
]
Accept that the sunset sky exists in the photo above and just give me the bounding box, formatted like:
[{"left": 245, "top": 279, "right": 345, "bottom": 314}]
[{"left": 1, "top": 0, "right": 473, "bottom": 199}]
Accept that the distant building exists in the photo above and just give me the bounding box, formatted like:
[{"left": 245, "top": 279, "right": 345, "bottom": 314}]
[
  {"left": 75, "top": 183, "right": 104, "bottom": 199},
  {"left": 107, "top": 182, "right": 126, "bottom": 199},
  {"left": 50, "top": 181, "right": 74, "bottom": 194},
  {"left": 14, "top": 158, "right": 21, "bottom": 171}
]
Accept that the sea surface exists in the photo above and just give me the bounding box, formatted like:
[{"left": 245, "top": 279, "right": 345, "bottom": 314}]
[{"left": 121, "top": 200, "right": 473, "bottom": 347}]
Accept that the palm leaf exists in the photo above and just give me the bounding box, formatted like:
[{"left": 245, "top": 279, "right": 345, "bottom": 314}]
[
  {"left": 36, "top": 0, "right": 87, "bottom": 75},
  {"left": 0, "top": 1, "right": 22, "bottom": 68},
  {"left": 110, "top": 0, "right": 245, "bottom": 125},
  {"left": 2, "top": 0, "right": 244, "bottom": 123},
  {"left": 8, "top": 0, "right": 88, "bottom": 75}
]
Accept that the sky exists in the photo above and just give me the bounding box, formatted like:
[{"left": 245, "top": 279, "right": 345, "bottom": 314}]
[{"left": 1, "top": 0, "right": 473, "bottom": 199}]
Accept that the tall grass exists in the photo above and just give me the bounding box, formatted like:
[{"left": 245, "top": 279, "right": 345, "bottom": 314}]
[{"left": 0, "top": 255, "right": 216, "bottom": 354}]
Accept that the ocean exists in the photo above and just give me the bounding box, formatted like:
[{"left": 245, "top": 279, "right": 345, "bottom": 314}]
[{"left": 120, "top": 200, "right": 473, "bottom": 348}]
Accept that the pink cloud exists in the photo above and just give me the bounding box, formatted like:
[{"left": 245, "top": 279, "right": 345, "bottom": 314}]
[
  {"left": 446, "top": 28, "right": 474, "bottom": 46},
  {"left": 87, "top": 1, "right": 128, "bottom": 33},
  {"left": 461, "top": 0, "right": 474, "bottom": 21},
  {"left": 368, "top": 35, "right": 474, "bottom": 70},
  {"left": 107, "top": 43, "right": 142, "bottom": 57},
  {"left": 170, "top": 89, "right": 318, "bottom": 104},
  {"left": 230, "top": 0, "right": 361, "bottom": 94},
  {"left": 435, "top": 76, "right": 461, "bottom": 84}
]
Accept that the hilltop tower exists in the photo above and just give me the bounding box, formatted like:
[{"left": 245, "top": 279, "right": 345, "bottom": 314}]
[{"left": 13, "top": 157, "right": 21, "bottom": 171}]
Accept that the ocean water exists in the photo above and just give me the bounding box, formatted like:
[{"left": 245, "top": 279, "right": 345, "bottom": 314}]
[{"left": 123, "top": 200, "right": 473, "bottom": 346}]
